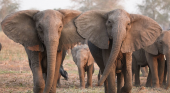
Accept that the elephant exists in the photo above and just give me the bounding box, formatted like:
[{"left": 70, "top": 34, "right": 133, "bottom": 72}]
[
  {"left": 132, "top": 48, "right": 165, "bottom": 87},
  {"left": 141, "top": 66, "right": 149, "bottom": 77},
  {"left": 144, "top": 30, "right": 170, "bottom": 89},
  {"left": 0, "top": 43, "right": 1, "bottom": 51},
  {"left": 71, "top": 44, "right": 95, "bottom": 88},
  {"left": 74, "top": 9, "right": 162, "bottom": 93},
  {"left": 1, "top": 9, "right": 84, "bottom": 93}
]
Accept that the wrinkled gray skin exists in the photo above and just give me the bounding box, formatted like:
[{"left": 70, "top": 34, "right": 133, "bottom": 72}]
[
  {"left": 144, "top": 30, "right": 170, "bottom": 89},
  {"left": 71, "top": 44, "right": 95, "bottom": 88},
  {"left": 1, "top": 9, "right": 83, "bottom": 93},
  {"left": 0, "top": 43, "right": 2, "bottom": 51},
  {"left": 75, "top": 9, "right": 162, "bottom": 93},
  {"left": 132, "top": 48, "right": 165, "bottom": 87}
]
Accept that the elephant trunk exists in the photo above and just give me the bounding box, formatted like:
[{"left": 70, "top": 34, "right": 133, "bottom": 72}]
[
  {"left": 98, "top": 25, "right": 125, "bottom": 86},
  {"left": 43, "top": 34, "right": 59, "bottom": 93}
]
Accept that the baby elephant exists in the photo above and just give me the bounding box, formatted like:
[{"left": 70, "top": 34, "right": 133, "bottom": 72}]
[{"left": 71, "top": 44, "right": 95, "bottom": 88}]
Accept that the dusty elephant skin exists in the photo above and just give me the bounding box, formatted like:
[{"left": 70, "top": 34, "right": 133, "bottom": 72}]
[
  {"left": 132, "top": 48, "right": 165, "bottom": 87},
  {"left": 71, "top": 44, "right": 95, "bottom": 88},
  {"left": 75, "top": 9, "right": 162, "bottom": 93},
  {"left": 144, "top": 30, "right": 170, "bottom": 89},
  {"left": 1, "top": 9, "right": 84, "bottom": 93}
]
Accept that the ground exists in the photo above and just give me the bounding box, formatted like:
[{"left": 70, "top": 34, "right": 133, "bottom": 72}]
[{"left": 0, "top": 31, "right": 170, "bottom": 93}]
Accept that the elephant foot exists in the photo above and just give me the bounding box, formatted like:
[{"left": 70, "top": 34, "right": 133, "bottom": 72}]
[
  {"left": 80, "top": 85, "right": 85, "bottom": 89},
  {"left": 166, "top": 85, "right": 170, "bottom": 90},
  {"left": 134, "top": 82, "right": 140, "bottom": 87},
  {"left": 134, "top": 84, "right": 140, "bottom": 87},
  {"left": 146, "top": 81, "right": 152, "bottom": 87},
  {"left": 33, "top": 86, "right": 44, "bottom": 93},
  {"left": 121, "top": 86, "right": 132, "bottom": 93},
  {"left": 152, "top": 84, "right": 160, "bottom": 88},
  {"left": 85, "top": 83, "right": 92, "bottom": 88},
  {"left": 57, "top": 83, "right": 61, "bottom": 88}
]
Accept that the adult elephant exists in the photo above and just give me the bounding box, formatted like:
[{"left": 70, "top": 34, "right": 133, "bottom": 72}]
[
  {"left": 132, "top": 48, "right": 164, "bottom": 87},
  {"left": 144, "top": 30, "right": 170, "bottom": 89},
  {"left": 1, "top": 9, "right": 84, "bottom": 93},
  {"left": 75, "top": 9, "right": 162, "bottom": 93}
]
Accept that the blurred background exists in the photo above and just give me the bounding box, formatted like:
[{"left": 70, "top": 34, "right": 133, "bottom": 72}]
[{"left": 0, "top": 0, "right": 170, "bottom": 30}]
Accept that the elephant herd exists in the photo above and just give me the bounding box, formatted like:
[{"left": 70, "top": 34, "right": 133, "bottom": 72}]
[{"left": 0, "top": 8, "right": 168, "bottom": 93}]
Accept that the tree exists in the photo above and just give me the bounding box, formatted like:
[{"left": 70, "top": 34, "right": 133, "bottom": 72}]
[
  {"left": 70, "top": 0, "right": 123, "bottom": 12},
  {"left": 0, "top": 0, "right": 20, "bottom": 30},
  {"left": 137, "top": 0, "right": 170, "bottom": 30}
]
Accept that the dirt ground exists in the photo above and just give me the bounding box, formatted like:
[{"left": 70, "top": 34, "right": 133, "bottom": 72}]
[{"left": 1, "top": 31, "right": 170, "bottom": 93}]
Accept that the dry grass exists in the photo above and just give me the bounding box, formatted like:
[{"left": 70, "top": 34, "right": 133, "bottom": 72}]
[{"left": 0, "top": 31, "right": 170, "bottom": 93}]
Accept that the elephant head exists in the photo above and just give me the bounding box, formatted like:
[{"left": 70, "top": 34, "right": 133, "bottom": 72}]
[
  {"left": 1, "top": 9, "right": 83, "bottom": 92},
  {"left": 75, "top": 9, "right": 162, "bottom": 85}
]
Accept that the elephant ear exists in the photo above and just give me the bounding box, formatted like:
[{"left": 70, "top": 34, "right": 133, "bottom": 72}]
[
  {"left": 144, "top": 42, "right": 158, "bottom": 55},
  {"left": 1, "top": 10, "right": 44, "bottom": 52},
  {"left": 71, "top": 45, "right": 80, "bottom": 64},
  {"left": 121, "top": 14, "right": 162, "bottom": 53},
  {"left": 159, "top": 31, "right": 170, "bottom": 55},
  {"left": 75, "top": 10, "right": 109, "bottom": 49},
  {"left": 58, "top": 9, "right": 84, "bottom": 50}
]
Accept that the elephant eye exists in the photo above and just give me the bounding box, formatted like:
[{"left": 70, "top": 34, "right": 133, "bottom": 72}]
[
  {"left": 59, "top": 25, "right": 62, "bottom": 28},
  {"left": 127, "top": 23, "right": 130, "bottom": 25},
  {"left": 108, "top": 20, "right": 111, "bottom": 24}
]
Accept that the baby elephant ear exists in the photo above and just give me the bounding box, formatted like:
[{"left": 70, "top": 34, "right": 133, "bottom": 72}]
[
  {"left": 75, "top": 10, "right": 109, "bottom": 49},
  {"left": 121, "top": 14, "right": 162, "bottom": 53},
  {"left": 1, "top": 10, "right": 44, "bottom": 52}
]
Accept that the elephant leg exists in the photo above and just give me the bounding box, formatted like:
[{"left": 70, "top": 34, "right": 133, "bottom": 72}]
[
  {"left": 132, "top": 56, "right": 140, "bottom": 86},
  {"left": 146, "top": 68, "right": 152, "bottom": 87},
  {"left": 88, "top": 41, "right": 108, "bottom": 92},
  {"left": 78, "top": 67, "right": 85, "bottom": 88},
  {"left": 102, "top": 49, "right": 116, "bottom": 93},
  {"left": 145, "top": 52, "right": 159, "bottom": 87},
  {"left": 50, "top": 50, "right": 62, "bottom": 93},
  {"left": 163, "top": 60, "right": 167, "bottom": 85},
  {"left": 57, "top": 73, "right": 61, "bottom": 87},
  {"left": 26, "top": 50, "right": 45, "bottom": 93},
  {"left": 135, "top": 65, "right": 140, "bottom": 86},
  {"left": 100, "top": 68, "right": 108, "bottom": 93},
  {"left": 145, "top": 66, "right": 149, "bottom": 74},
  {"left": 121, "top": 53, "right": 132, "bottom": 93},
  {"left": 98, "top": 69, "right": 101, "bottom": 81},
  {"left": 165, "top": 53, "right": 170, "bottom": 89},
  {"left": 158, "top": 54, "right": 165, "bottom": 86},
  {"left": 117, "top": 72, "right": 124, "bottom": 93},
  {"left": 107, "top": 66, "right": 116, "bottom": 93},
  {"left": 43, "top": 73, "right": 47, "bottom": 83},
  {"left": 86, "top": 63, "right": 94, "bottom": 88},
  {"left": 141, "top": 66, "right": 148, "bottom": 77}
]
